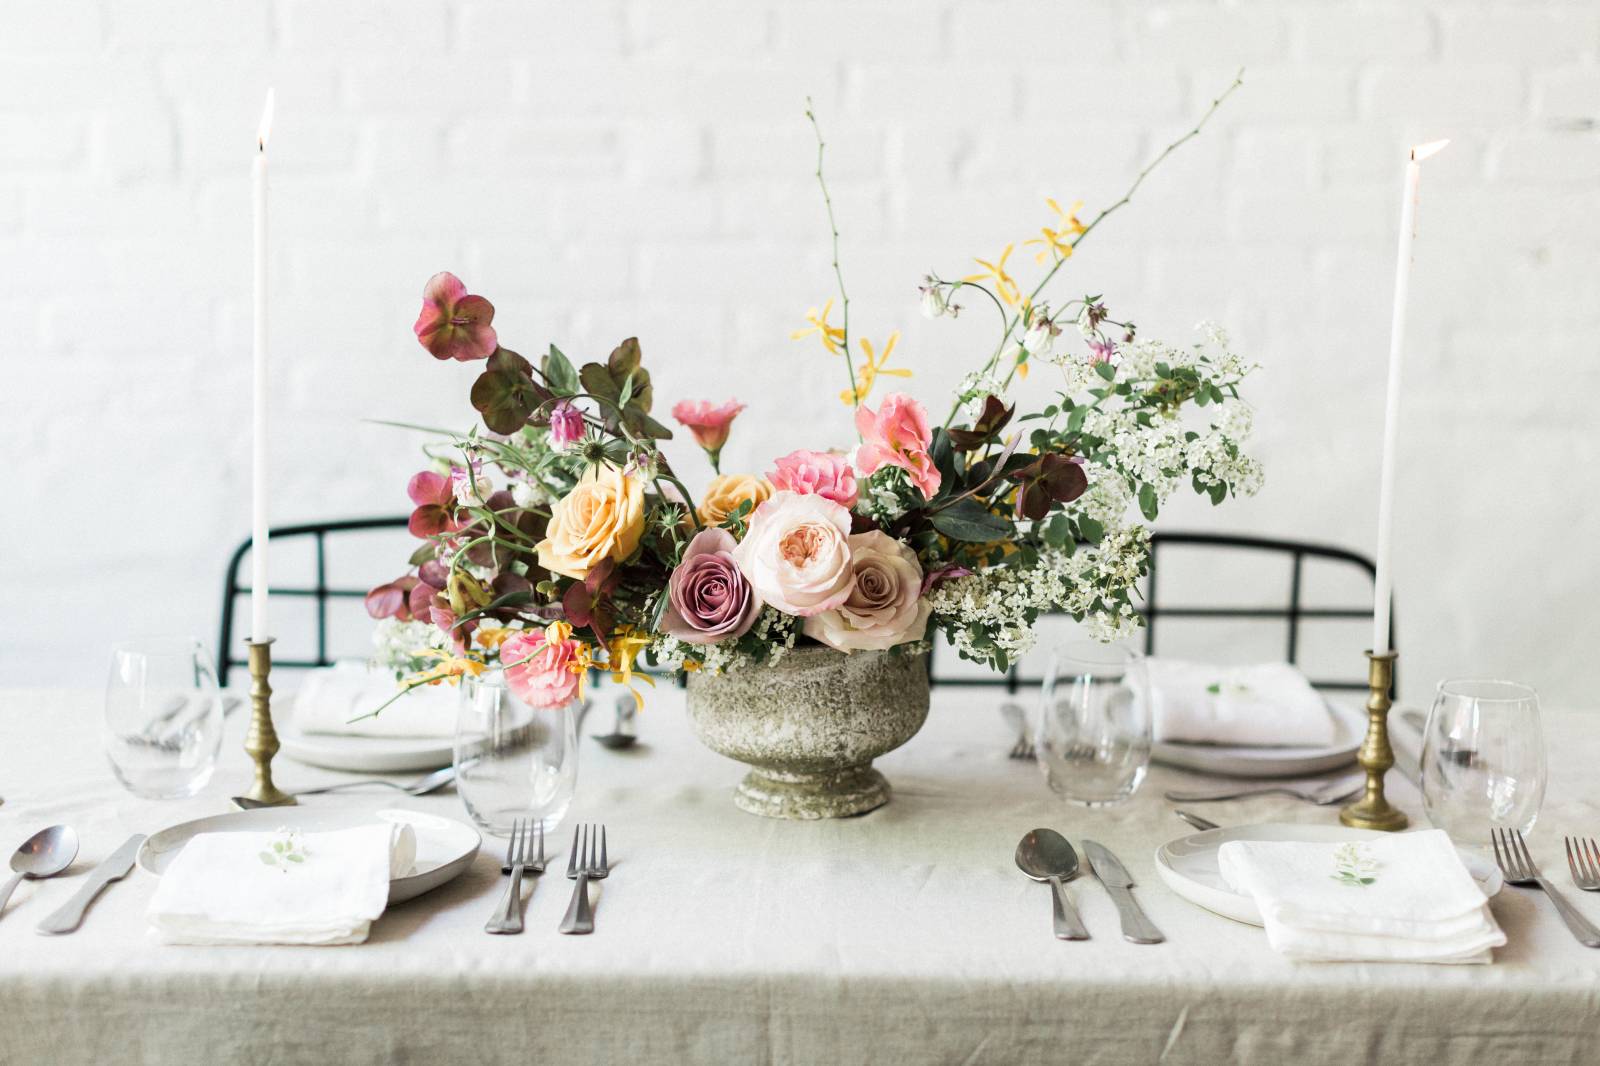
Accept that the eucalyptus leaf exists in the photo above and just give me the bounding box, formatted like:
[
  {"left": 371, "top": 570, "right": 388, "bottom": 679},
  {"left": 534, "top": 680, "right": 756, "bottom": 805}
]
[{"left": 1138, "top": 482, "right": 1159, "bottom": 521}]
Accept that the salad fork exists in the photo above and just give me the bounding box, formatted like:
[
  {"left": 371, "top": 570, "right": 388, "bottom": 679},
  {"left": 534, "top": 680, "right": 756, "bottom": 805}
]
[
  {"left": 1564, "top": 836, "right": 1600, "bottom": 892},
  {"left": 485, "top": 819, "right": 533, "bottom": 935},
  {"left": 559, "top": 824, "right": 609, "bottom": 935},
  {"left": 1492, "top": 827, "right": 1600, "bottom": 947}
]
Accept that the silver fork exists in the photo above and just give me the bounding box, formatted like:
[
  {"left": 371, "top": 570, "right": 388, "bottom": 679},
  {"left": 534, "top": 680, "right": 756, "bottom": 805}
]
[
  {"left": 1163, "top": 773, "right": 1364, "bottom": 806},
  {"left": 1492, "top": 827, "right": 1600, "bottom": 947},
  {"left": 1000, "top": 702, "right": 1034, "bottom": 759},
  {"left": 1564, "top": 836, "right": 1600, "bottom": 891},
  {"left": 485, "top": 819, "right": 533, "bottom": 935},
  {"left": 559, "top": 823, "right": 609, "bottom": 935},
  {"left": 502, "top": 820, "right": 546, "bottom": 875}
]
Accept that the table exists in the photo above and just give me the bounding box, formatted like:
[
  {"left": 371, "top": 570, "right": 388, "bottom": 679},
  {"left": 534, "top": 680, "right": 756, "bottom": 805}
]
[{"left": 2, "top": 686, "right": 1599, "bottom": 1065}]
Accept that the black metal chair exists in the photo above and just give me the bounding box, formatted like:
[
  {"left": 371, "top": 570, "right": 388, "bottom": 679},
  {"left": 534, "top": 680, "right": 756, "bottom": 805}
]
[
  {"left": 927, "top": 531, "right": 1395, "bottom": 694},
  {"left": 217, "top": 517, "right": 409, "bottom": 686}
]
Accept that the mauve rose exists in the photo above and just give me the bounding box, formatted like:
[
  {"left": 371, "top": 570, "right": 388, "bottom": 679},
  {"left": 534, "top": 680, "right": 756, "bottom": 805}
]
[
  {"left": 803, "top": 530, "right": 931, "bottom": 652},
  {"left": 768, "top": 449, "right": 859, "bottom": 509},
  {"left": 660, "top": 528, "right": 761, "bottom": 645}
]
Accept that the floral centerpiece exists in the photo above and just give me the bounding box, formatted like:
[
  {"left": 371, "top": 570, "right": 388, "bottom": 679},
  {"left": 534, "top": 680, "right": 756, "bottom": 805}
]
[{"left": 367, "top": 76, "right": 1258, "bottom": 817}]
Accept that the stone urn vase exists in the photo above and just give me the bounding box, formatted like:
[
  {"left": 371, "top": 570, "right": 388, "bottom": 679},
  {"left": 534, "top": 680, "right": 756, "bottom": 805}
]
[{"left": 685, "top": 644, "right": 931, "bottom": 819}]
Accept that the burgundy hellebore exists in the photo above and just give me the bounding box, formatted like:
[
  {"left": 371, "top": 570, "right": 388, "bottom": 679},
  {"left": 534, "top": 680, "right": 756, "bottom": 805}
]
[{"left": 414, "top": 271, "right": 498, "bottom": 362}]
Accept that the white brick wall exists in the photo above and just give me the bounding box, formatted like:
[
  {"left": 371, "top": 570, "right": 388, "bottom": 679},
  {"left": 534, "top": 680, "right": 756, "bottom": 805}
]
[{"left": 3, "top": 0, "right": 1598, "bottom": 707}]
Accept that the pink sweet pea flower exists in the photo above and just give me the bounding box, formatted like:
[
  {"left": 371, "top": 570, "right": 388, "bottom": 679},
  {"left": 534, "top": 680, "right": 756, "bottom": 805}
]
[
  {"left": 768, "top": 449, "right": 859, "bottom": 509},
  {"left": 854, "top": 393, "right": 941, "bottom": 500},
  {"left": 501, "top": 628, "right": 584, "bottom": 709},
  {"left": 413, "top": 271, "right": 498, "bottom": 362},
  {"left": 549, "top": 400, "right": 584, "bottom": 448},
  {"left": 671, "top": 399, "right": 746, "bottom": 453},
  {"left": 406, "top": 470, "right": 459, "bottom": 538}
]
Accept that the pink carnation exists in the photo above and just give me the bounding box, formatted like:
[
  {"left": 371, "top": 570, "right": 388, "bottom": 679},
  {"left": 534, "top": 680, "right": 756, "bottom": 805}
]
[
  {"left": 768, "top": 449, "right": 859, "bottom": 509},
  {"left": 671, "top": 399, "right": 746, "bottom": 452},
  {"left": 501, "top": 629, "right": 583, "bottom": 709},
  {"left": 854, "top": 393, "right": 941, "bottom": 500}
]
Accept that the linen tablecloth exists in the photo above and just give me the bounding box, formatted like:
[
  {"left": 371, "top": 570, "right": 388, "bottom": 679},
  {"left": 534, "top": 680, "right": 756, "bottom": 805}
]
[{"left": 2, "top": 685, "right": 1598, "bottom": 1065}]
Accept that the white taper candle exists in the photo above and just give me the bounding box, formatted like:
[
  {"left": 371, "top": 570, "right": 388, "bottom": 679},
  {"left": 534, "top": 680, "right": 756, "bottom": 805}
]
[
  {"left": 1372, "top": 139, "right": 1447, "bottom": 655},
  {"left": 250, "top": 89, "right": 275, "bottom": 642}
]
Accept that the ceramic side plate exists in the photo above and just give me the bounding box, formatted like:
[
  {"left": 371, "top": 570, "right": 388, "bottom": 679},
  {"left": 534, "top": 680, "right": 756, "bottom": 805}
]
[
  {"left": 1155, "top": 822, "right": 1504, "bottom": 926},
  {"left": 1151, "top": 697, "right": 1365, "bottom": 779},
  {"left": 138, "top": 807, "right": 480, "bottom": 904}
]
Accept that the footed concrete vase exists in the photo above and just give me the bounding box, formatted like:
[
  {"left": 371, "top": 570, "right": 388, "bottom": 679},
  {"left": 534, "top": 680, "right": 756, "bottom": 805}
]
[{"left": 685, "top": 644, "right": 931, "bottom": 819}]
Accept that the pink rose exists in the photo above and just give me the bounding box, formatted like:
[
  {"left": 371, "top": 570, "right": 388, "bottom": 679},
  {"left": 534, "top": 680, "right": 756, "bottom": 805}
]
[
  {"left": 731, "top": 491, "right": 855, "bottom": 617},
  {"left": 803, "top": 531, "right": 931, "bottom": 652},
  {"left": 854, "top": 393, "right": 941, "bottom": 500},
  {"left": 768, "top": 449, "right": 859, "bottom": 509},
  {"left": 661, "top": 528, "right": 761, "bottom": 645},
  {"left": 413, "top": 272, "right": 497, "bottom": 362},
  {"left": 549, "top": 400, "right": 584, "bottom": 448},
  {"left": 501, "top": 629, "right": 583, "bottom": 709},
  {"left": 671, "top": 399, "right": 746, "bottom": 453}
]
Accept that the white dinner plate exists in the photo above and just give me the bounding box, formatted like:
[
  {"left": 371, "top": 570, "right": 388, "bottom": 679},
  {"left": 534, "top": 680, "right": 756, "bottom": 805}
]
[
  {"left": 276, "top": 695, "right": 455, "bottom": 774},
  {"left": 138, "top": 807, "right": 480, "bottom": 904},
  {"left": 1151, "top": 697, "right": 1364, "bottom": 779},
  {"left": 1154, "top": 822, "right": 1504, "bottom": 926}
]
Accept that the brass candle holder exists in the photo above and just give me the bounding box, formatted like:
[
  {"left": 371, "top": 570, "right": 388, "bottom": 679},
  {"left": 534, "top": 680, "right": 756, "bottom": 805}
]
[
  {"left": 1339, "top": 650, "right": 1407, "bottom": 831},
  {"left": 243, "top": 638, "right": 295, "bottom": 807}
]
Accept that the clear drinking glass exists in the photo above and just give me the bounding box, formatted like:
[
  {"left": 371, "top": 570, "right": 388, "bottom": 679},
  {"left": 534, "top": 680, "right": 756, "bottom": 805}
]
[
  {"left": 455, "top": 671, "right": 579, "bottom": 837},
  {"left": 1034, "top": 640, "right": 1151, "bottom": 807},
  {"left": 1421, "top": 678, "right": 1546, "bottom": 845},
  {"left": 104, "top": 637, "right": 225, "bottom": 799}
]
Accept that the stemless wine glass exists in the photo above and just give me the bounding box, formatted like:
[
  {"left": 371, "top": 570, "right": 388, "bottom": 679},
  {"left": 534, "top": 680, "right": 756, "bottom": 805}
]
[
  {"left": 1034, "top": 640, "right": 1152, "bottom": 806},
  {"left": 455, "top": 671, "right": 579, "bottom": 837},
  {"left": 104, "top": 637, "right": 225, "bottom": 799},
  {"left": 1421, "top": 678, "right": 1546, "bottom": 846}
]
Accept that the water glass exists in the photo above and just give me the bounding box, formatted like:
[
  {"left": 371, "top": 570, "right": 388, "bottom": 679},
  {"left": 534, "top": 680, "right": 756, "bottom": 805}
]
[
  {"left": 1034, "top": 641, "right": 1151, "bottom": 807},
  {"left": 455, "top": 671, "right": 579, "bottom": 837},
  {"left": 104, "top": 637, "right": 225, "bottom": 799},
  {"left": 1421, "top": 678, "right": 1546, "bottom": 845}
]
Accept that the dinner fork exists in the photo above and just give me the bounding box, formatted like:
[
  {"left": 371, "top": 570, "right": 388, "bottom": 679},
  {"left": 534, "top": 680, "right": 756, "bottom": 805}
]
[
  {"left": 1162, "top": 773, "right": 1364, "bottom": 806},
  {"left": 1000, "top": 702, "right": 1034, "bottom": 759},
  {"left": 501, "top": 820, "right": 546, "bottom": 875},
  {"left": 485, "top": 819, "right": 534, "bottom": 935},
  {"left": 559, "top": 823, "right": 609, "bottom": 935},
  {"left": 1564, "top": 836, "right": 1600, "bottom": 892},
  {"left": 1491, "top": 827, "right": 1600, "bottom": 948}
]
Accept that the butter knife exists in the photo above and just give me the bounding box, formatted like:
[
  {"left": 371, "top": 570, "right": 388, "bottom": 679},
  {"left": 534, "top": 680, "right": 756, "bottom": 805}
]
[
  {"left": 35, "top": 834, "right": 145, "bottom": 935},
  {"left": 1081, "top": 840, "right": 1165, "bottom": 944}
]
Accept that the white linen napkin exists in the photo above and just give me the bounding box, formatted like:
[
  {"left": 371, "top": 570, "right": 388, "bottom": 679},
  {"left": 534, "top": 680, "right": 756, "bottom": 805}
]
[
  {"left": 1146, "top": 659, "right": 1336, "bottom": 747},
  {"left": 148, "top": 823, "right": 417, "bottom": 945},
  {"left": 1218, "top": 829, "right": 1505, "bottom": 963},
  {"left": 294, "top": 661, "right": 456, "bottom": 739}
]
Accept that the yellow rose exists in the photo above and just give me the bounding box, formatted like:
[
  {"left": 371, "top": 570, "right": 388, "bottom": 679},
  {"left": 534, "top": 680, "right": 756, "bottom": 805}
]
[
  {"left": 536, "top": 465, "right": 646, "bottom": 580},
  {"left": 697, "top": 473, "right": 773, "bottom": 527}
]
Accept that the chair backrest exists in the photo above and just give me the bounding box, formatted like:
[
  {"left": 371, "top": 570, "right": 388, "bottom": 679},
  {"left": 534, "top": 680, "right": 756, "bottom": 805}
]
[
  {"left": 928, "top": 531, "right": 1394, "bottom": 694},
  {"left": 217, "top": 517, "right": 409, "bottom": 686}
]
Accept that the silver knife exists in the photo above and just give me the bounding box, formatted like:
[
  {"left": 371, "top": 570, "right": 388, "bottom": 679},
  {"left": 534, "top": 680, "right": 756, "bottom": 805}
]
[
  {"left": 35, "top": 834, "right": 145, "bottom": 935},
  {"left": 1081, "top": 840, "right": 1165, "bottom": 944}
]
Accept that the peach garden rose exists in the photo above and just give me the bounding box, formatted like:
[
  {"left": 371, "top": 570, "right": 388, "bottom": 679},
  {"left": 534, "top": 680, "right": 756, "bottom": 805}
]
[
  {"left": 697, "top": 473, "right": 773, "bottom": 527},
  {"left": 731, "top": 491, "right": 855, "bottom": 617},
  {"left": 803, "top": 530, "right": 931, "bottom": 652},
  {"left": 536, "top": 464, "right": 646, "bottom": 580}
]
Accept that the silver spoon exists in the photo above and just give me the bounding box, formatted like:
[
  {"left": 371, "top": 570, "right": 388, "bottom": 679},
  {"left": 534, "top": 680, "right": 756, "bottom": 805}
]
[
  {"left": 0, "top": 826, "right": 80, "bottom": 918},
  {"left": 1014, "top": 828, "right": 1090, "bottom": 940},
  {"left": 231, "top": 765, "right": 457, "bottom": 809},
  {"left": 593, "top": 692, "right": 638, "bottom": 750}
]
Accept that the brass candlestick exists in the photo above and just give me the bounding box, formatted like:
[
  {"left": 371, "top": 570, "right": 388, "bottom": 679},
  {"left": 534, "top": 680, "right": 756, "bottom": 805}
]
[
  {"left": 1340, "top": 650, "right": 1407, "bottom": 831},
  {"left": 243, "top": 638, "right": 295, "bottom": 807}
]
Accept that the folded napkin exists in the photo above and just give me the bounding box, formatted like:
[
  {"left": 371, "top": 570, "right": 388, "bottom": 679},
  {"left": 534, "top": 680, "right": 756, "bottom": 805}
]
[
  {"left": 294, "top": 661, "right": 456, "bottom": 738},
  {"left": 1218, "top": 829, "right": 1505, "bottom": 963},
  {"left": 1146, "top": 658, "right": 1335, "bottom": 747},
  {"left": 148, "top": 823, "right": 417, "bottom": 945}
]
